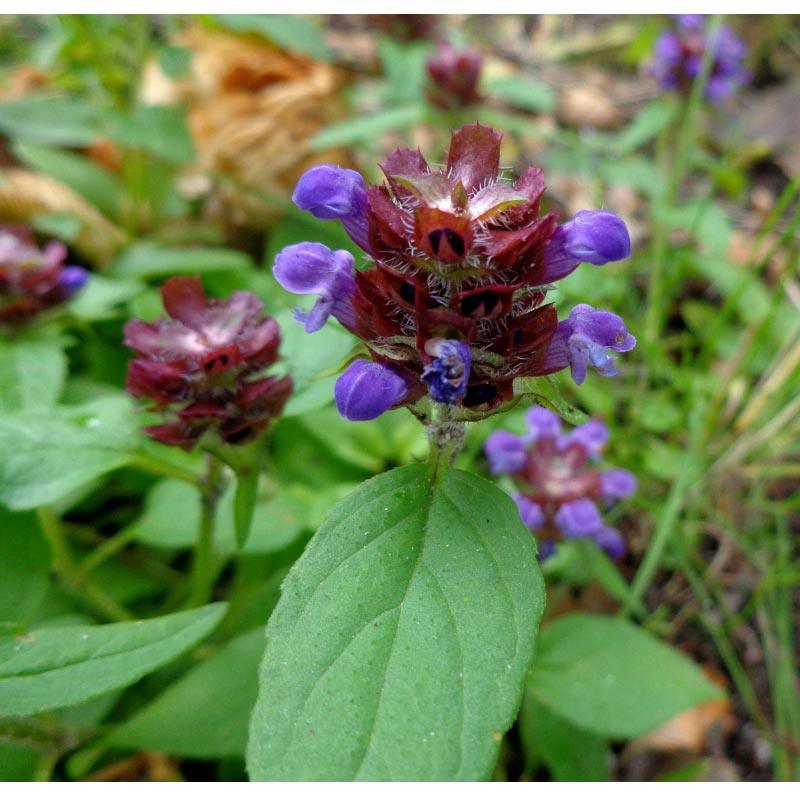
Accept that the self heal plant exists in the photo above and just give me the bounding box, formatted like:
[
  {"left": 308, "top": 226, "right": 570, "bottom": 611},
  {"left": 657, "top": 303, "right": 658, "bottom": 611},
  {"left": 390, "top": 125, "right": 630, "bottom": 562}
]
[
  {"left": 649, "top": 15, "right": 748, "bottom": 105},
  {"left": 425, "top": 41, "right": 484, "bottom": 111},
  {"left": 247, "top": 125, "right": 638, "bottom": 781},
  {"left": 125, "top": 276, "right": 292, "bottom": 603},
  {"left": 485, "top": 407, "right": 636, "bottom": 559},
  {"left": 275, "top": 123, "right": 634, "bottom": 459},
  {"left": 0, "top": 224, "right": 88, "bottom": 329}
]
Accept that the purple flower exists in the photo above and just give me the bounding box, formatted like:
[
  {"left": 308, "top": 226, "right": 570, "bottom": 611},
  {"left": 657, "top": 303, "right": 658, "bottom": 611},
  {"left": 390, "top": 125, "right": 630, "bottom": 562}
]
[
  {"left": 60, "top": 265, "right": 89, "bottom": 295},
  {"left": 514, "top": 494, "right": 545, "bottom": 530},
  {"left": 559, "top": 418, "right": 608, "bottom": 459},
  {"left": 553, "top": 304, "right": 636, "bottom": 385},
  {"left": 292, "top": 165, "right": 369, "bottom": 250},
  {"left": 554, "top": 499, "right": 603, "bottom": 539},
  {"left": 649, "top": 17, "right": 748, "bottom": 105},
  {"left": 334, "top": 359, "right": 411, "bottom": 421},
  {"left": 525, "top": 406, "right": 561, "bottom": 443},
  {"left": 421, "top": 339, "right": 471, "bottom": 405},
  {"left": 273, "top": 242, "right": 356, "bottom": 333},
  {"left": 485, "top": 431, "right": 527, "bottom": 474},
  {"left": 600, "top": 468, "right": 637, "bottom": 502},
  {"left": 594, "top": 526, "right": 626, "bottom": 559},
  {"left": 544, "top": 211, "right": 631, "bottom": 280}
]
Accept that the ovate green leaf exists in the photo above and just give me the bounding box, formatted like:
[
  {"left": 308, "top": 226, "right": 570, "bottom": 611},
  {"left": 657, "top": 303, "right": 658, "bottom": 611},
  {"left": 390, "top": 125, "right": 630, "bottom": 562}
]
[
  {"left": 0, "top": 336, "right": 66, "bottom": 412},
  {"left": 529, "top": 613, "right": 723, "bottom": 739},
  {"left": 247, "top": 464, "right": 544, "bottom": 780}
]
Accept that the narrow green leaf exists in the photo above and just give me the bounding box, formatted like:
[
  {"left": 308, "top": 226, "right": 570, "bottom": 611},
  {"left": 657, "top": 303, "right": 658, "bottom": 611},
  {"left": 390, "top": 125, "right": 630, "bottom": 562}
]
[
  {"left": 234, "top": 467, "right": 260, "bottom": 548},
  {"left": 486, "top": 75, "right": 556, "bottom": 113},
  {"left": 0, "top": 397, "right": 140, "bottom": 510},
  {"left": 0, "top": 336, "right": 66, "bottom": 412},
  {"left": 109, "top": 627, "right": 264, "bottom": 758},
  {"left": 13, "top": 142, "right": 124, "bottom": 218},
  {"left": 614, "top": 97, "right": 677, "bottom": 155},
  {"left": 514, "top": 375, "right": 589, "bottom": 426},
  {"left": 111, "top": 243, "right": 253, "bottom": 280},
  {"left": 0, "top": 96, "right": 101, "bottom": 147},
  {"left": 520, "top": 693, "right": 610, "bottom": 780},
  {"left": 0, "top": 603, "right": 226, "bottom": 716},
  {"left": 216, "top": 15, "right": 331, "bottom": 62},
  {"left": 247, "top": 464, "right": 544, "bottom": 780},
  {"left": 311, "top": 106, "right": 428, "bottom": 151},
  {"left": 529, "top": 613, "right": 723, "bottom": 739}
]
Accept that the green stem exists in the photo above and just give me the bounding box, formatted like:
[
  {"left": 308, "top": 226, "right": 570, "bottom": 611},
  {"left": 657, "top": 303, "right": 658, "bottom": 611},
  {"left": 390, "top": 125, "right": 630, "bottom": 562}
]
[
  {"left": 186, "top": 454, "right": 225, "bottom": 607},
  {"left": 37, "top": 508, "right": 133, "bottom": 622},
  {"left": 130, "top": 452, "right": 201, "bottom": 485},
  {"left": 426, "top": 405, "right": 465, "bottom": 482}
]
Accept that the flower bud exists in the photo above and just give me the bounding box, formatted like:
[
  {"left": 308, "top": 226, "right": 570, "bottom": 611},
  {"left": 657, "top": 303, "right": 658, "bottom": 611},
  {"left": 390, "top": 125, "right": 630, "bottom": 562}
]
[{"left": 334, "top": 360, "right": 411, "bottom": 421}]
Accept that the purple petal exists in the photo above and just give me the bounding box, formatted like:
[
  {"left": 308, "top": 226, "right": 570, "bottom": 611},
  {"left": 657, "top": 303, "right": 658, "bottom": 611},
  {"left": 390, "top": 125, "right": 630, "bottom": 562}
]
[
  {"left": 334, "top": 360, "right": 411, "bottom": 421},
  {"left": 600, "top": 468, "right": 637, "bottom": 502},
  {"left": 593, "top": 526, "right": 626, "bottom": 559},
  {"left": 554, "top": 499, "right": 603, "bottom": 539},
  {"left": 292, "top": 165, "right": 367, "bottom": 220},
  {"left": 525, "top": 406, "right": 561, "bottom": 443},
  {"left": 60, "top": 265, "right": 89, "bottom": 295},
  {"left": 559, "top": 419, "right": 608, "bottom": 459},
  {"left": 484, "top": 431, "right": 527, "bottom": 475},
  {"left": 273, "top": 242, "right": 355, "bottom": 332},
  {"left": 421, "top": 339, "right": 471, "bottom": 405},
  {"left": 558, "top": 210, "right": 631, "bottom": 266},
  {"left": 513, "top": 494, "right": 545, "bottom": 530}
]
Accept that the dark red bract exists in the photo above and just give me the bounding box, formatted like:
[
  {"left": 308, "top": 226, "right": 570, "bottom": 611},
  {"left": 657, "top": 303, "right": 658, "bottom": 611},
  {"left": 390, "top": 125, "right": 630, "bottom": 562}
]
[{"left": 124, "top": 276, "right": 292, "bottom": 449}]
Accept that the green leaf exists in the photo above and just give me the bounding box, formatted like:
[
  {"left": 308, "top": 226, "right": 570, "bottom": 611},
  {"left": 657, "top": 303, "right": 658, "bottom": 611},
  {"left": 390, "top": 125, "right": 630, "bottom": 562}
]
[
  {"left": 378, "top": 39, "right": 430, "bottom": 105},
  {"left": 529, "top": 613, "right": 723, "bottom": 739},
  {"left": 109, "top": 627, "right": 264, "bottom": 758},
  {"left": 0, "top": 603, "right": 226, "bottom": 716},
  {"left": 246, "top": 464, "right": 544, "bottom": 780},
  {"left": 128, "top": 479, "right": 304, "bottom": 555},
  {"left": 614, "top": 97, "right": 677, "bottom": 155},
  {"left": 486, "top": 75, "right": 556, "bottom": 113},
  {"left": 0, "top": 336, "right": 66, "bottom": 412},
  {"left": 13, "top": 142, "right": 124, "bottom": 218},
  {"left": 514, "top": 375, "right": 589, "bottom": 426},
  {"left": 311, "top": 105, "right": 428, "bottom": 151},
  {"left": 520, "top": 694, "right": 610, "bottom": 781},
  {"left": 0, "top": 96, "right": 101, "bottom": 147},
  {"left": 216, "top": 14, "right": 331, "bottom": 62},
  {"left": 0, "top": 510, "right": 50, "bottom": 625},
  {"left": 111, "top": 243, "right": 253, "bottom": 280},
  {"left": 234, "top": 467, "right": 260, "bottom": 548},
  {"left": 0, "top": 397, "right": 140, "bottom": 511},
  {"left": 107, "top": 105, "right": 195, "bottom": 164}
]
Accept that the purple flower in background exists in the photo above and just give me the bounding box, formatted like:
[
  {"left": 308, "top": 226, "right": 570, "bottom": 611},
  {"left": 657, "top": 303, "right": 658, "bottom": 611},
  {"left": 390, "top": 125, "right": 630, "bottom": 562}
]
[
  {"left": 0, "top": 225, "right": 89, "bottom": 328},
  {"left": 273, "top": 242, "right": 356, "bottom": 332},
  {"left": 649, "top": 15, "right": 748, "bottom": 104},
  {"left": 334, "top": 360, "right": 412, "bottom": 421},
  {"left": 484, "top": 406, "right": 635, "bottom": 559}
]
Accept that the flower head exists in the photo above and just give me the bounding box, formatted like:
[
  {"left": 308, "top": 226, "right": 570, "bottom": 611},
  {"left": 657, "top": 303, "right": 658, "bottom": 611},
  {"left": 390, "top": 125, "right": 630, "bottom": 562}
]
[
  {"left": 649, "top": 16, "right": 748, "bottom": 104},
  {"left": 277, "top": 124, "right": 634, "bottom": 421},
  {"left": 425, "top": 41, "right": 484, "bottom": 110},
  {"left": 124, "top": 276, "right": 292, "bottom": 449},
  {"left": 485, "top": 406, "right": 635, "bottom": 559},
  {"left": 0, "top": 225, "right": 88, "bottom": 328}
]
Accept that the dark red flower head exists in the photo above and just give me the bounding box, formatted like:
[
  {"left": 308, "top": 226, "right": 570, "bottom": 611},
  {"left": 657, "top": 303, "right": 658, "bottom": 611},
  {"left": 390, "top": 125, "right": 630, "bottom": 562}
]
[
  {"left": 275, "top": 124, "right": 633, "bottom": 422},
  {"left": 425, "top": 41, "right": 484, "bottom": 110},
  {"left": 124, "top": 276, "right": 292, "bottom": 449},
  {"left": 0, "top": 224, "right": 88, "bottom": 328}
]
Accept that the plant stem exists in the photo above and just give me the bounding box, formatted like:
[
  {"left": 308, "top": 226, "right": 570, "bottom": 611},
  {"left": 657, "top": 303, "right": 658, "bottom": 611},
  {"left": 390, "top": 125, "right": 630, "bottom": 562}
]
[
  {"left": 186, "top": 454, "right": 225, "bottom": 607},
  {"left": 426, "top": 405, "right": 465, "bottom": 481},
  {"left": 36, "top": 508, "right": 133, "bottom": 622}
]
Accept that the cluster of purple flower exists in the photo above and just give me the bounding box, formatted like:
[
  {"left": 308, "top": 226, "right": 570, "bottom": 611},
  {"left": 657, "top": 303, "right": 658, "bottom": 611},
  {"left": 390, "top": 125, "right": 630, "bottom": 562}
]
[
  {"left": 273, "top": 124, "right": 635, "bottom": 423},
  {"left": 0, "top": 225, "right": 88, "bottom": 328},
  {"left": 649, "top": 15, "right": 748, "bottom": 105},
  {"left": 485, "top": 407, "right": 636, "bottom": 559},
  {"left": 124, "top": 276, "right": 292, "bottom": 450}
]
